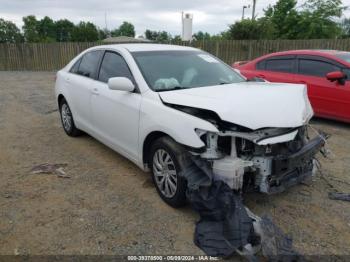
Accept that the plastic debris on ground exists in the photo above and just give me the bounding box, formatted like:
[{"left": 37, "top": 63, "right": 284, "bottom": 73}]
[
  {"left": 328, "top": 192, "right": 350, "bottom": 202},
  {"left": 30, "top": 163, "right": 70, "bottom": 178},
  {"left": 180, "top": 156, "right": 303, "bottom": 261}
]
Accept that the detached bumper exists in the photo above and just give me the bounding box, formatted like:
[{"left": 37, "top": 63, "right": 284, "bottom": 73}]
[{"left": 265, "top": 135, "right": 325, "bottom": 194}]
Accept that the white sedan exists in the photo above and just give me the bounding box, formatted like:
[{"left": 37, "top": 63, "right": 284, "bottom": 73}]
[{"left": 55, "top": 44, "right": 324, "bottom": 207}]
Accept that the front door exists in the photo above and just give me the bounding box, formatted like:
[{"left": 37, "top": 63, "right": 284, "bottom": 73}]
[
  {"left": 296, "top": 56, "right": 350, "bottom": 121},
  {"left": 91, "top": 51, "right": 141, "bottom": 161}
]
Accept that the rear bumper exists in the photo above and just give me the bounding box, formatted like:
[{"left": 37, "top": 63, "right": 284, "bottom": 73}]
[{"left": 265, "top": 135, "right": 325, "bottom": 194}]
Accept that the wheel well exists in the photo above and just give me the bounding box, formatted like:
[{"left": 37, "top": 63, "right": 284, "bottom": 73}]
[
  {"left": 143, "top": 131, "right": 169, "bottom": 165},
  {"left": 57, "top": 94, "right": 65, "bottom": 107}
]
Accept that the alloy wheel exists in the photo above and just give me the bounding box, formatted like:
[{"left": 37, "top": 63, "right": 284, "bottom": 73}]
[
  {"left": 153, "top": 149, "right": 178, "bottom": 198},
  {"left": 61, "top": 103, "right": 72, "bottom": 132}
]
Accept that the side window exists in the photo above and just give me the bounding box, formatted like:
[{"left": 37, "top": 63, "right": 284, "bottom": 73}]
[
  {"left": 298, "top": 59, "right": 340, "bottom": 77},
  {"left": 265, "top": 59, "right": 294, "bottom": 73},
  {"left": 256, "top": 60, "right": 266, "bottom": 70},
  {"left": 77, "top": 50, "right": 103, "bottom": 78},
  {"left": 70, "top": 58, "right": 81, "bottom": 74},
  {"left": 342, "top": 68, "right": 350, "bottom": 81},
  {"left": 98, "top": 52, "right": 133, "bottom": 83}
]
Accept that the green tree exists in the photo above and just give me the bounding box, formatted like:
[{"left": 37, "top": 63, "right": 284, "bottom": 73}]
[
  {"left": 22, "top": 15, "right": 40, "bottom": 42},
  {"left": 71, "top": 21, "right": 99, "bottom": 42},
  {"left": 98, "top": 28, "right": 110, "bottom": 40},
  {"left": 144, "top": 30, "right": 171, "bottom": 42},
  {"left": 267, "top": 0, "right": 300, "bottom": 39},
  {"left": 0, "top": 18, "right": 23, "bottom": 43},
  {"left": 340, "top": 18, "right": 350, "bottom": 38},
  {"left": 157, "top": 31, "right": 171, "bottom": 42},
  {"left": 111, "top": 21, "right": 135, "bottom": 37},
  {"left": 193, "top": 31, "right": 211, "bottom": 40},
  {"left": 227, "top": 19, "right": 271, "bottom": 40},
  {"left": 145, "top": 29, "right": 158, "bottom": 40},
  {"left": 55, "top": 19, "right": 75, "bottom": 42},
  {"left": 225, "top": 0, "right": 345, "bottom": 40},
  {"left": 212, "top": 32, "right": 230, "bottom": 40},
  {"left": 172, "top": 35, "right": 182, "bottom": 42},
  {"left": 37, "top": 16, "right": 56, "bottom": 42},
  {"left": 297, "top": 0, "right": 344, "bottom": 39}
]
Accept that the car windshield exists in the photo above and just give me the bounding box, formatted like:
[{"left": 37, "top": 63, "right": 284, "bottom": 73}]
[
  {"left": 335, "top": 52, "right": 350, "bottom": 63},
  {"left": 131, "top": 50, "right": 245, "bottom": 92}
]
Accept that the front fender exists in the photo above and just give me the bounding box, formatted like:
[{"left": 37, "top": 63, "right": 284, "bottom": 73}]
[{"left": 139, "top": 94, "right": 218, "bottom": 150}]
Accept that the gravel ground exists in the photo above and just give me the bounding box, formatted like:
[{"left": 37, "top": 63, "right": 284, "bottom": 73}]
[{"left": 0, "top": 72, "right": 350, "bottom": 258}]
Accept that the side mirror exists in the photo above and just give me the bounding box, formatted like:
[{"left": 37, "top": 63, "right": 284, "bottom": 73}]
[
  {"left": 326, "top": 71, "right": 346, "bottom": 85},
  {"left": 108, "top": 77, "right": 135, "bottom": 92}
]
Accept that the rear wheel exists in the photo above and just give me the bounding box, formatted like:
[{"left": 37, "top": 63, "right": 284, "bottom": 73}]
[
  {"left": 59, "top": 98, "right": 82, "bottom": 137},
  {"left": 149, "top": 137, "right": 189, "bottom": 207}
]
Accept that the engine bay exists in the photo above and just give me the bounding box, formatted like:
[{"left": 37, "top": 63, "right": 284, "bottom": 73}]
[{"left": 193, "top": 126, "right": 326, "bottom": 194}]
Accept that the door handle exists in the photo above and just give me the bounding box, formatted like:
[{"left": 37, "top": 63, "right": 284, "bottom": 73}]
[
  {"left": 92, "top": 88, "right": 99, "bottom": 95},
  {"left": 257, "top": 74, "right": 265, "bottom": 78},
  {"left": 65, "top": 77, "right": 70, "bottom": 84}
]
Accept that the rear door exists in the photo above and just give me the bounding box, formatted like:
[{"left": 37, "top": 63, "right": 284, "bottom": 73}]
[
  {"left": 66, "top": 50, "right": 103, "bottom": 130},
  {"left": 254, "top": 55, "right": 297, "bottom": 83},
  {"left": 296, "top": 55, "right": 349, "bottom": 120},
  {"left": 91, "top": 51, "right": 142, "bottom": 161}
]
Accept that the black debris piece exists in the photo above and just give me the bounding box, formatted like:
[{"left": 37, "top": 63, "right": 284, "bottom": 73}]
[
  {"left": 259, "top": 215, "right": 304, "bottom": 262},
  {"left": 328, "top": 192, "right": 350, "bottom": 202},
  {"left": 190, "top": 181, "right": 259, "bottom": 258},
  {"left": 182, "top": 156, "right": 213, "bottom": 190},
  {"left": 180, "top": 157, "right": 260, "bottom": 258},
  {"left": 181, "top": 156, "right": 302, "bottom": 260}
]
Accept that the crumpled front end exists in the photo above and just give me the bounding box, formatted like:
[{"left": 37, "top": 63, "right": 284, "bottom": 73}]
[
  {"left": 192, "top": 126, "right": 326, "bottom": 194},
  {"left": 161, "top": 82, "right": 325, "bottom": 194}
]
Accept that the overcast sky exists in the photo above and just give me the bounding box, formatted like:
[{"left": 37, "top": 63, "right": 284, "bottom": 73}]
[{"left": 1, "top": 0, "right": 349, "bottom": 36}]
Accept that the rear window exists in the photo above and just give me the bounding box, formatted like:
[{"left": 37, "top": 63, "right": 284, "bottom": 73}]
[
  {"left": 265, "top": 59, "right": 294, "bottom": 73},
  {"left": 256, "top": 60, "right": 265, "bottom": 70},
  {"left": 75, "top": 50, "right": 103, "bottom": 78},
  {"left": 70, "top": 59, "right": 81, "bottom": 74}
]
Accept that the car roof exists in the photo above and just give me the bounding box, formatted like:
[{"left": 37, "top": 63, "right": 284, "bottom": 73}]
[
  {"left": 92, "top": 43, "right": 198, "bottom": 52},
  {"left": 263, "top": 49, "right": 348, "bottom": 56},
  {"left": 248, "top": 49, "right": 350, "bottom": 67}
]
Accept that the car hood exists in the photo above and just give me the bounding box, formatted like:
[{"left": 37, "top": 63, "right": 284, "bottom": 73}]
[{"left": 159, "top": 82, "right": 313, "bottom": 130}]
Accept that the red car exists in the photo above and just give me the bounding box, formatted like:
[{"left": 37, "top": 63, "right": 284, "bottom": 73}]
[{"left": 234, "top": 50, "right": 350, "bottom": 123}]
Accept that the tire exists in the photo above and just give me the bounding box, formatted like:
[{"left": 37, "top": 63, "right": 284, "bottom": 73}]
[
  {"left": 59, "top": 98, "right": 82, "bottom": 137},
  {"left": 149, "top": 137, "right": 191, "bottom": 208}
]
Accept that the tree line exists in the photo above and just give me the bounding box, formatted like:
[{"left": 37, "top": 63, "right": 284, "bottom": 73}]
[
  {"left": 227, "top": 0, "right": 349, "bottom": 40},
  {"left": 0, "top": 0, "right": 349, "bottom": 44},
  {"left": 0, "top": 15, "right": 138, "bottom": 43}
]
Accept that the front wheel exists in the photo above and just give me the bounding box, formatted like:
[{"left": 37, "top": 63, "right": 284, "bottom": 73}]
[{"left": 149, "top": 137, "right": 189, "bottom": 208}]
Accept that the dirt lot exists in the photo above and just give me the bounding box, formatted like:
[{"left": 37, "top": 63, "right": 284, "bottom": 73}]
[{"left": 0, "top": 71, "right": 350, "bottom": 257}]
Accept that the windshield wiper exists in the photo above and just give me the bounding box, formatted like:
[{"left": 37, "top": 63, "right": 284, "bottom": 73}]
[{"left": 156, "top": 86, "right": 192, "bottom": 92}]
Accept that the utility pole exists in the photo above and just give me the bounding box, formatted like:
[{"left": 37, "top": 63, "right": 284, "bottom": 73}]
[
  {"left": 252, "top": 0, "right": 257, "bottom": 20},
  {"left": 242, "top": 5, "right": 249, "bottom": 20},
  {"left": 104, "top": 12, "right": 108, "bottom": 30}
]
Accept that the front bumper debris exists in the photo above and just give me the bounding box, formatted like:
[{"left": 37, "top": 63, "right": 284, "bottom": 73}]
[{"left": 262, "top": 135, "right": 325, "bottom": 194}]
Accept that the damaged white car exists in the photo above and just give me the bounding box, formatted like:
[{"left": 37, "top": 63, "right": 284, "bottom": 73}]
[{"left": 55, "top": 44, "right": 325, "bottom": 207}]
